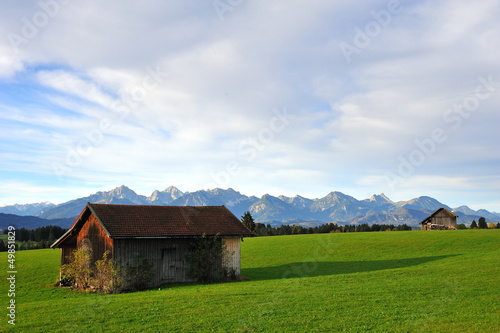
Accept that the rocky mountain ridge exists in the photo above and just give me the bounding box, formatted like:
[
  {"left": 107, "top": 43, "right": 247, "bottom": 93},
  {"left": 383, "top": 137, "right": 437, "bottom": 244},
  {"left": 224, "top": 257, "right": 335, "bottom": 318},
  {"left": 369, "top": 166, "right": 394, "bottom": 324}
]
[{"left": 1, "top": 185, "right": 498, "bottom": 227}]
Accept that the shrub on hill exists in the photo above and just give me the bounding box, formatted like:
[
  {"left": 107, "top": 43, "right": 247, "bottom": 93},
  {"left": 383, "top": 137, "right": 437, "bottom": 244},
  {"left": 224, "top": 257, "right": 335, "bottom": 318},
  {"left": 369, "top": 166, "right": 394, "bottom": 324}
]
[
  {"left": 60, "top": 250, "right": 92, "bottom": 290},
  {"left": 93, "top": 251, "right": 122, "bottom": 293}
]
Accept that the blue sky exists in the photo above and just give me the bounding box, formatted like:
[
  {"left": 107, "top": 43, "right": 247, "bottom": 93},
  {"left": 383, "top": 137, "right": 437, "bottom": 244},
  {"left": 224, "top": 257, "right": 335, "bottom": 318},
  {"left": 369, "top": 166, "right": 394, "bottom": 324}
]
[{"left": 0, "top": 0, "right": 499, "bottom": 211}]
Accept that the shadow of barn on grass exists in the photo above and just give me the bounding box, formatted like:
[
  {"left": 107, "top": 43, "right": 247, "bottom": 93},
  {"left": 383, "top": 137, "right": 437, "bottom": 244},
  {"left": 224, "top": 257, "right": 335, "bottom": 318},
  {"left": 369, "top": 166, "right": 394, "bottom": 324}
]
[{"left": 241, "top": 254, "right": 461, "bottom": 281}]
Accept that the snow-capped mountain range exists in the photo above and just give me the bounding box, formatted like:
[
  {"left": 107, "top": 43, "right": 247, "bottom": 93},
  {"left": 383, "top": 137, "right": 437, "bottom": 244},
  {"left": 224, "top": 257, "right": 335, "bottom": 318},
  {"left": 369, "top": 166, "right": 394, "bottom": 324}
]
[
  {"left": 1, "top": 186, "right": 499, "bottom": 229},
  {"left": 0, "top": 202, "right": 55, "bottom": 216}
]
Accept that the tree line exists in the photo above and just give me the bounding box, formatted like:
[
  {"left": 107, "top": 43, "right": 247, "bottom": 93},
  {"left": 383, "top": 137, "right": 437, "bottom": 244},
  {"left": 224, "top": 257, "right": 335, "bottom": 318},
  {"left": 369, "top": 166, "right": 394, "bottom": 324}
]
[
  {"left": 240, "top": 212, "right": 412, "bottom": 236},
  {"left": 0, "top": 225, "right": 67, "bottom": 251},
  {"left": 1, "top": 214, "right": 497, "bottom": 252},
  {"left": 462, "top": 216, "right": 500, "bottom": 229}
]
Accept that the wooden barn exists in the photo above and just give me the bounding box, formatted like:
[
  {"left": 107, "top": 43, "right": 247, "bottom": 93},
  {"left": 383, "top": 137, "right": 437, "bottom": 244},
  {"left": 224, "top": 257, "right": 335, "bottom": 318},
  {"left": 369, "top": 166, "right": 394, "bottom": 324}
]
[
  {"left": 50, "top": 203, "right": 254, "bottom": 286},
  {"left": 419, "top": 207, "right": 458, "bottom": 230}
]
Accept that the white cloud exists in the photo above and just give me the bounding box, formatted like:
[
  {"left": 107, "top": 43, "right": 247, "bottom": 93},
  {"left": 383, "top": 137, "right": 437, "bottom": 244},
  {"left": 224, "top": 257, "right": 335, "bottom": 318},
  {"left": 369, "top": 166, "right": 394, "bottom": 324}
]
[
  {"left": 0, "top": 0, "right": 499, "bottom": 210},
  {"left": 0, "top": 52, "right": 23, "bottom": 78}
]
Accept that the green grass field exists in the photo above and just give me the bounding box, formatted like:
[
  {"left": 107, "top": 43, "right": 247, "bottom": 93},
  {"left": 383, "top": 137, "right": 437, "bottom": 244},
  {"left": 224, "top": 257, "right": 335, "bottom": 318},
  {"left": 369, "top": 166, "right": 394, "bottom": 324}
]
[{"left": 1, "top": 230, "right": 499, "bottom": 332}]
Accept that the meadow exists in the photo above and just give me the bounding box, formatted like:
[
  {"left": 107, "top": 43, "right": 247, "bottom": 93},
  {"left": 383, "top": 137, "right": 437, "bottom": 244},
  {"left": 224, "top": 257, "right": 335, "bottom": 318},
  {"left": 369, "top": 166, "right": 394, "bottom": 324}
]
[{"left": 1, "top": 230, "right": 499, "bottom": 332}]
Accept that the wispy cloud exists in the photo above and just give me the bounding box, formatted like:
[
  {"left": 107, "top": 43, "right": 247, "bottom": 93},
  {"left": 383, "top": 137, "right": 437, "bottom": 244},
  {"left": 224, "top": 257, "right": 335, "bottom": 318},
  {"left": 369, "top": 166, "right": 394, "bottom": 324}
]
[{"left": 37, "top": 70, "right": 117, "bottom": 107}]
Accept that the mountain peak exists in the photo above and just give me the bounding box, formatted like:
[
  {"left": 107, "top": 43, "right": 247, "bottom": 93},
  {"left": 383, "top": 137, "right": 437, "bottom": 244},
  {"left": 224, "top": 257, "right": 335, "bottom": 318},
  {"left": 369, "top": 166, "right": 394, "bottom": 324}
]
[
  {"left": 395, "top": 196, "right": 449, "bottom": 212},
  {"left": 452, "top": 205, "right": 476, "bottom": 215},
  {"left": 163, "top": 186, "right": 183, "bottom": 197},
  {"left": 260, "top": 193, "right": 283, "bottom": 203},
  {"left": 109, "top": 185, "right": 137, "bottom": 197},
  {"left": 209, "top": 187, "right": 236, "bottom": 195},
  {"left": 147, "top": 186, "right": 183, "bottom": 204},
  {"left": 379, "top": 193, "right": 392, "bottom": 202},
  {"left": 164, "top": 185, "right": 181, "bottom": 192},
  {"left": 323, "top": 191, "right": 355, "bottom": 202},
  {"left": 111, "top": 185, "right": 134, "bottom": 192},
  {"left": 369, "top": 193, "right": 393, "bottom": 203}
]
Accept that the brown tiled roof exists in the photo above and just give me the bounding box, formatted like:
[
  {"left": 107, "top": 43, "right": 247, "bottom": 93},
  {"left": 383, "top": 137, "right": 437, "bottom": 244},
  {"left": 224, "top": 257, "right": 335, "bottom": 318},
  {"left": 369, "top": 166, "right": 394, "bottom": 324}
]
[
  {"left": 51, "top": 203, "right": 253, "bottom": 247},
  {"left": 88, "top": 203, "right": 254, "bottom": 238}
]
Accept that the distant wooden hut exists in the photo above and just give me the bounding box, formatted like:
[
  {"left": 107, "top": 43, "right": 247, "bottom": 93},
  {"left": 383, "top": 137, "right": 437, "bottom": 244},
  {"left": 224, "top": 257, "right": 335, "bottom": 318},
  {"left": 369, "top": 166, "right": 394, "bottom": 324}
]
[
  {"left": 419, "top": 207, "right": 458, "bottom": 230},
  {"left": 51, "top": 203, "right": 253, "bottom": 286}
]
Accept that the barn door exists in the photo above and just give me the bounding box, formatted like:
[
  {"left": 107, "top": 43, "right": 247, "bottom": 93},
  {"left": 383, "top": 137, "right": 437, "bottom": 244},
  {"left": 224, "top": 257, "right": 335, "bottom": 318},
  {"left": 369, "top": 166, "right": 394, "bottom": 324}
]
[{"left": 162, "top": 246, "right": 177, "bottom": 281}]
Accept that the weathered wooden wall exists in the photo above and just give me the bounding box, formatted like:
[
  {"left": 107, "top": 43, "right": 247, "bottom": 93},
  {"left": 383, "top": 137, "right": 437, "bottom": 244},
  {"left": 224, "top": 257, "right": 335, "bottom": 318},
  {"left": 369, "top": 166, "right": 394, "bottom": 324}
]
[
  {"left": 432, "top": 210, "right": 457, "bottom": 228},
  {"left": 114, "top": 238, "right": 194, "bottom": 286},
  {"left": 114, "top": 237, "right": 242, "bottom": 286},
  {"left": 77, "top": 214, "right": 113, "bottom": 264},
  {"left": 223, "top": 237, "right": 241, "bottom": 275},
  {"left": 60, "top": 245, "right": 77, "bottom": 265}
]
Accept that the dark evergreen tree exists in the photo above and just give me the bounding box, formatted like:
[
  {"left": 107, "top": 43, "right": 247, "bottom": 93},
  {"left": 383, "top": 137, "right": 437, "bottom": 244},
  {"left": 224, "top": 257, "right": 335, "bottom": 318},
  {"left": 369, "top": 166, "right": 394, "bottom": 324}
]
[
  {"left": 470, "top": 220, "right": 478, "bottom": 229},
  {"left": 241, "top": 211, "right": 256, "bottom": 233},
  {"left": 478, "top": 217, "right": 487, "bottom": 229}
]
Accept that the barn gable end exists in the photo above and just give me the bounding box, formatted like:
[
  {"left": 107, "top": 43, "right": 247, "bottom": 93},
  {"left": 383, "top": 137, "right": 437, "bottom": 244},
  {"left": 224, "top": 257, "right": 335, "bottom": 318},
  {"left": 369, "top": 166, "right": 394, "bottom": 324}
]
[
  {"left": 51, "top": 205, "right": 113, "bottom": 265},
  {"left": 76, "top": 213, "right": 114, "bottom": 265}
]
